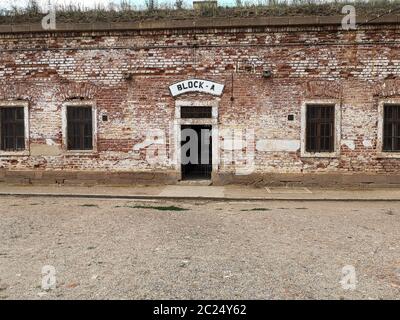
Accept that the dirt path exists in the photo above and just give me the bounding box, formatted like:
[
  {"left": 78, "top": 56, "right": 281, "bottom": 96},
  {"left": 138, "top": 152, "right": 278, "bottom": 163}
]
[{"left": 0, "top": 197, "right": 399, "bottom": 299}]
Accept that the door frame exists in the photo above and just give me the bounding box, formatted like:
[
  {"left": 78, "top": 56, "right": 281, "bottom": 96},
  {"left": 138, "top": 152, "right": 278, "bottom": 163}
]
[{"left": 174, "top": 100, "right": 219, "bottom": 181}]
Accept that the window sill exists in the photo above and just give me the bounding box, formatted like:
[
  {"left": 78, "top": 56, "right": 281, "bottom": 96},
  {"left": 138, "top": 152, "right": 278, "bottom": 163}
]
[
  {"left": 300, "top": 152, "right": 339, "bottom": 158},
  {"left": 376, "top": 152, "right": 400, "bottom": 159},
  {"left": 0, "top": 151, "right": 30, "bottom": 157},
  {"left": 63, "top": 150, "right": 97, "bottom": 156}
]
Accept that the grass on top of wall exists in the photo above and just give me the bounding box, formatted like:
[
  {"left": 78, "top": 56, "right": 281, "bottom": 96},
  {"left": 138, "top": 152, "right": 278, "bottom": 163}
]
[{"left": 0, "top": 0, "right": 400, "bottom": 25}]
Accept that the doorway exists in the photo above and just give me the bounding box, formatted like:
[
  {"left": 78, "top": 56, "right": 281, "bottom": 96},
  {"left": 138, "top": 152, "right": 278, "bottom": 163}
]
[{"left": 181, "top": 125, "right": 212, "bottom": 180}]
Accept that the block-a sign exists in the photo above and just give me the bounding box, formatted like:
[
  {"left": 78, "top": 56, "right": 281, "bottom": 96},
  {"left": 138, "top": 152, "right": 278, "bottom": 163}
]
[{"left": 169, "top": 79, "right": 224, "bottom": 97}]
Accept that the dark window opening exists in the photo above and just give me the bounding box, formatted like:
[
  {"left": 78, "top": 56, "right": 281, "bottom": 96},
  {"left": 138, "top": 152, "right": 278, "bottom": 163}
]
[
  {"left": 383, "top": 104, "right": 400, "bottom": 152},
  {"left": 306, "top": 105, "right": 335, "bottom": 153},
  {"left": 0, "top": 107, "right": 25, "bottom": 151},
  {"left": 181, "top": 106, "right": 212, "bottom": 119},
  {"left": 67, "top": 106, "right": 93, "bottom": 150},
  {"left": 288, "top": 114, "right": 294, "bottom": 121}
]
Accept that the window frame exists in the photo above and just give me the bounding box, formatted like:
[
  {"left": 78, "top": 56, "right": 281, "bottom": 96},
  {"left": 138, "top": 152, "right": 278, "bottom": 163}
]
[
  {"left": 0, "top": 101, "right": 29, "bottom": 156},
  {"left": 62, "top": 101, "right": 97, "bottom": 154},
  {"left": 377, "top": 99, "right": 400, "bottom": 158},
  {"left": 301, "top": 100, "right": 341, "bottom": 158},
  {"left": 175, "top": 100, "right": 219, "bottom": 177}
]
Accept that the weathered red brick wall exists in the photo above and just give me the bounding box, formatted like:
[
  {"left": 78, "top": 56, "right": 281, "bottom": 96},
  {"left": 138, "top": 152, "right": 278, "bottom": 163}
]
[{"left": 0, "top": 23, "right": 400, "bottom": 185}]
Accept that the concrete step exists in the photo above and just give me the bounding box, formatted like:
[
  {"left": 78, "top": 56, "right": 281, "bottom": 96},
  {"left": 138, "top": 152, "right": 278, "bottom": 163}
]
[{"left": 178, "top": 180, "right": 212, "bottom": 186}]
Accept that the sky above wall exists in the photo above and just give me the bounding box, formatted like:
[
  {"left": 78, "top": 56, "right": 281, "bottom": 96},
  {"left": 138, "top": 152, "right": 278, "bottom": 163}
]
[{"left": 0, "top": 0, "right": 237, "bottom": 10}]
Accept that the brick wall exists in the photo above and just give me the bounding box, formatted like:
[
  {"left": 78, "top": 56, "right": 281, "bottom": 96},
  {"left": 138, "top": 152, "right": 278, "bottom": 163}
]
[{"left": 0, "top": 21, "right": 400, "bottom": 186}]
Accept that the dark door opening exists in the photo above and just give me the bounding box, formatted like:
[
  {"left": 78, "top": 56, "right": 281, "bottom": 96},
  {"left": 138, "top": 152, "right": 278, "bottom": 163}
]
[{"left": 181, "top": 125, "right": 212, "bottom": 180}]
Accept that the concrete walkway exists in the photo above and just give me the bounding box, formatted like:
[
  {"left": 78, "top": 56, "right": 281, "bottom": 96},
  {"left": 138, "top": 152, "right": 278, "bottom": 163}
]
[{"left": 0, "top": 184, "right": 400, "bottom": 201}]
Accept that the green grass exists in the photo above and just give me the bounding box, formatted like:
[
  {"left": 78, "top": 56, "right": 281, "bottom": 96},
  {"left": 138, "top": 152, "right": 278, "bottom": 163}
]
[
  {"left": 241, "top": 208, "right": 271, "bottom": 211},
  {"left": 115, "top": 205, "right": 188, "bottom": 211}
]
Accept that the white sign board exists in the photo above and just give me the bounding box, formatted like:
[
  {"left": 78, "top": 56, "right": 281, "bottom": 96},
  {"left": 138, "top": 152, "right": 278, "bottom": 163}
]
[{"left": 169, "top": 79, "right": 224, "bottom": 97}]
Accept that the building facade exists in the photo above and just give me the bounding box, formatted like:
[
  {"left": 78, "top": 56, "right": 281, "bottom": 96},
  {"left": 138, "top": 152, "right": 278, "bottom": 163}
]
[{"left": 1, "top": 16, "right": 400, "bottom": 186}]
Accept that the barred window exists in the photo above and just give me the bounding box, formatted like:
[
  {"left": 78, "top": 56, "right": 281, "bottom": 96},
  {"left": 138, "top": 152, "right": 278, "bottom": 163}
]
[
  {"left": 67, "top": 106, "right": 93, "bottom": 150},
  {"left": 306, "top": 105, "right": 335, "bottom": 153},
  {"left": 0, "top": 107, "right": 25, "bottom": 151},
  {"left": 383, "top": 104, "right": 400, "bottom": 152},
  {"left": 181, "top": 106, "right": 212, "bottom": 119}
]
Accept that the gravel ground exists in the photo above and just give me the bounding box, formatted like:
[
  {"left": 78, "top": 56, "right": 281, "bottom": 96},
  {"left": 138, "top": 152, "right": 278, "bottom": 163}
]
[{"left": 0, "top": 196, "right": 399, "bottom": 300}]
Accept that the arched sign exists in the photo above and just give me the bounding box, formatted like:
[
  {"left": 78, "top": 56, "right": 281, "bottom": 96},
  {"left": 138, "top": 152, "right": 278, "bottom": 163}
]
[{"left": 169, "top": 79, "right": 224, "bottom": 97}]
